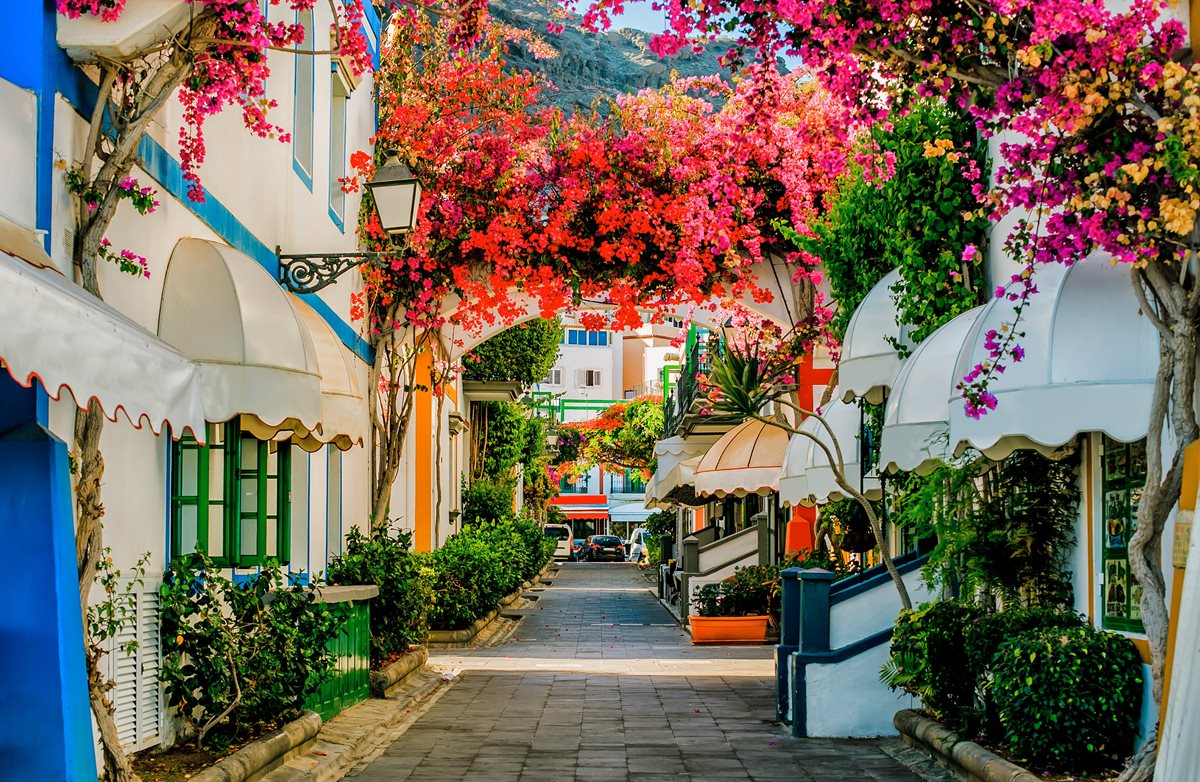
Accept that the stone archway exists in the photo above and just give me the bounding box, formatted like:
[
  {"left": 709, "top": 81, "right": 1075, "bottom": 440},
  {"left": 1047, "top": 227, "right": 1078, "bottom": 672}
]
[
  {"left": 410, "top": 253, "right": 825, "bottom": 554},
  {"left": 437, "top": 253, "right": 814, "bottom": 360}
]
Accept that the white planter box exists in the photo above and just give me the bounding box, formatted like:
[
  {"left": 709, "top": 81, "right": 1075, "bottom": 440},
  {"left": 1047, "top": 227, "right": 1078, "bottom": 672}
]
[{"left": 57, "top": 0, "right": 195, "bottom": 63}]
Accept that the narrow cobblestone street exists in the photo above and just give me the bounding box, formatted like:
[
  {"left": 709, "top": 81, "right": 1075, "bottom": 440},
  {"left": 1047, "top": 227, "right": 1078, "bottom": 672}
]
[{"left": 347, "top": 563, "right": 919, "bottom": 782}]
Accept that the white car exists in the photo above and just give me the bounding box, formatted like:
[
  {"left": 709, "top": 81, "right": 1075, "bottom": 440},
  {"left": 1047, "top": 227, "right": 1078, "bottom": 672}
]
[
  {"left": 627, "top": 527, "right": 651, "bottom": 562},
  {"left": 544, "top": 523, "right": 574, "bottom": 560}
]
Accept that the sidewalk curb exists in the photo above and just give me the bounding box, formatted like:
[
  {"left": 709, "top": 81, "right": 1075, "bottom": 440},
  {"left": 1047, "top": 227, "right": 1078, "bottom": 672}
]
[
  {"left": 261, "top": 669, "right": 451, "bottom": 782},
  {"left": 369, "top": 646, "right": 428, "bottom": 698},
  {"left": 189, "top": 711, "right": 321, "bottom": 782}
]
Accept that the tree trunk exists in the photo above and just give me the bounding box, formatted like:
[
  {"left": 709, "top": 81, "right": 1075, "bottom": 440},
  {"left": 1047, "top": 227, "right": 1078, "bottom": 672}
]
[
  {"left": 1118, "top": 264, "right": 1200, "bottom": 782},
  {"left": 368, "top": 324, "right": 419, "bottom": 529}
]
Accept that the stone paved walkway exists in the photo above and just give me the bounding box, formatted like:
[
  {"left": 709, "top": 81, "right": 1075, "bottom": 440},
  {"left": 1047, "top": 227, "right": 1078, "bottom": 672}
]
[{"left": 347, "top": 563, "right": 919, "bottom": 782}]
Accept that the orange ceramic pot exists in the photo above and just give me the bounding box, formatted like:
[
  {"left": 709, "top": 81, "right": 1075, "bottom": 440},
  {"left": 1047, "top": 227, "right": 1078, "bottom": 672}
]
[{"left": 688, "top": 615, "right": 770, "bottom": 644}]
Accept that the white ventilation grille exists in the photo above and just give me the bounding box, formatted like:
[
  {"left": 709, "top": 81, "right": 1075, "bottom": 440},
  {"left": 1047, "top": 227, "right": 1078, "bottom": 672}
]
[{"left": 107, "top": 587, "right": 163, "bottom": 751}]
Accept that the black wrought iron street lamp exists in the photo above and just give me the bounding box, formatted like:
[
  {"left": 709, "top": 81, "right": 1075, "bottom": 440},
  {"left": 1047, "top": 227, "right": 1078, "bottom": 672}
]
[{"left": 277, "top": 154, "right": 422, "bottom": 294}]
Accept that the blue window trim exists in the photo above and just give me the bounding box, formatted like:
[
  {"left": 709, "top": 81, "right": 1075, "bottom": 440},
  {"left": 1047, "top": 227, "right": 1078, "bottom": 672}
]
[
  {"left": 328, "top": 66, "right": 348, "bottom": 232},
  {"left": 293, "top": 156, "right": 314, "bottom": 191},
  {"left": 30, "top": 12, "right": 371, "bottom": 365},
  {"left": 291, "top": 8, "right": 315, "bottom": 192}
]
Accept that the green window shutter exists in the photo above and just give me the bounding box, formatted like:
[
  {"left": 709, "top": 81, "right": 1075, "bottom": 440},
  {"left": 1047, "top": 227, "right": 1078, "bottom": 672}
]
[
  {"left": 170, "top": 423, "right": 230, "bottom": 563},
  {"left": 228, "top": 422, "right": 293, "bottom": 567}
]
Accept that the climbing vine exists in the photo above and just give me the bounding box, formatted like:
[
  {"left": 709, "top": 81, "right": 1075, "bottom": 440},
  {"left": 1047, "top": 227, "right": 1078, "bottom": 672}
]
[{"left": 796, "top": 101, "right": 986, "bottom": 346}]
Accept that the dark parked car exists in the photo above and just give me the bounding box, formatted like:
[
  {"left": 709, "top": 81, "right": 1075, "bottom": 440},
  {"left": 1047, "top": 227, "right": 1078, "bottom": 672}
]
[
  {"left": 569, "top": 538, "right": 586, "bottom": 561},
  {"left": 584, "top": 535, "right": 625, "bottom": 562}
]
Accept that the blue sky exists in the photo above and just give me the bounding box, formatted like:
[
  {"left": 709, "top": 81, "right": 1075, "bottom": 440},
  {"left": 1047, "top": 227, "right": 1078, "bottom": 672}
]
[{"left": 607, "top": 2, "right": 670, "bottom": 33}]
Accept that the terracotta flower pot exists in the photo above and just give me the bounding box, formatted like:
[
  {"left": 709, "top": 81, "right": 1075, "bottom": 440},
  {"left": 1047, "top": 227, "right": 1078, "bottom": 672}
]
[{"left": 689, "top": 615, "right": 770, "bottom": 644}]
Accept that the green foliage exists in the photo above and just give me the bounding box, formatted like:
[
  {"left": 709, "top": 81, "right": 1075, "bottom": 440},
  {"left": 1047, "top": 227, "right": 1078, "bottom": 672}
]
[
  {"left": 975, "top": 451, "right": 1080, "bottom": 608},
  {"left": 462, "top": 318, "right": 563, "bottom": 386},
  {"left": 990, "top": 626, "right": 1143, "bottom": 769},
  {"left": 643, "top": 509, "right": 675, "bottom": 537},
  {"left": 692, "top": 565, "right": 777, "bottom": 619},
  {"left": 327, "top": 527, "right": 432, "bottom": 665},
  {"left": 426, "top": 516, "right": 556, "bottom": 630},
  {"left": 89, "top": 550, "right": 151, "bottom": 657},
  {"left": 779, "top": 547, "right": 847, "bottom": 574},
  {"left": 817, "top": 497, "right": 879, "bottom": 554},
  {"left": 555, "top": 396, "right": 664, "bottom": 479},
  {"left": 963, "top": 607, "right": 1086, "bottom": 684},
  {"left": 159, "top": 555, "right": 346, "bottom": 748},
  {"left": 477, "top": 401, "right": 528, "bottom": 480},
  {"left": 892, "top": 450, "right": 1079, "bottom": 607},
  {"left": 521, "top": 414, "right": 547, "bottom": 464},
  {"left": 884, "top": 601, "right": 985, "bottom": 732},
  {"left": 522, "top": 456, "right": 556, "bottom": 519},
  {"left": 797, "top": 101, "right": 987, "bottom": 345},
  {"left": 461, "top": 477, "right": 516, "bottom": 525}
]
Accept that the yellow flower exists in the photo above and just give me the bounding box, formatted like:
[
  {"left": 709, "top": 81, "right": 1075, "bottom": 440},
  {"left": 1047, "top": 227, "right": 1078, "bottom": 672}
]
[
  {"left": 1159, "top": 197, "right": 1197, "bottom": 235},
  {"left": 176, "top": 634, "right": 184, "bottom": 646}
]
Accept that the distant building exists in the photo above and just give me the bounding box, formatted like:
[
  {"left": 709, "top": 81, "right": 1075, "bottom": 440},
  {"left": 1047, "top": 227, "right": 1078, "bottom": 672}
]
[{"left": 538, "top": 313, "right": 682, "bottom": 540}]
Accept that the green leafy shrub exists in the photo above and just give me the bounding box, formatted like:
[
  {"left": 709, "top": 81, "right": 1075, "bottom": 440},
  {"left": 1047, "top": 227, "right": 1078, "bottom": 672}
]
[
  {"left": 426, "top": 516, "right": 556, "bottom": 630},
  {"left": 462, "top": 318, "right": 563, "bottom": 386},
  {"left": 691, "top": 565, "right": 776, "bottom": 618},
  {"left": 426, "top": 533, "right": 506, "bottom": 630},
  {"left": 461, "top": 477, "right": 515, "bottom": 525},
  {"left": 964, "top": 607, "right": 1086, "bottom": 687},
  {"left": 159, "top": 555, "right": 346, "bottom": 748},
  {"left": 327, "top": 526, "right": 432, "bottom": 666},
  {"left": 964, "top": 606, "right": 1086, "bottom": 736},
  {"left": 475, "top": 401, "right": 528, "bottom": 480},
  {"left": 990, "top": 626, "right": 1143, "bottom": 769},
  {"left": 883, "top": 601, "right": 985, "bottom": 732}
]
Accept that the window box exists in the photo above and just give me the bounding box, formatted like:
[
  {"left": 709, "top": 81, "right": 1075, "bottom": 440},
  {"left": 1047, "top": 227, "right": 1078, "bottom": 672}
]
[{"left": 688, "top": 615, "right": 769, "bottom": 644}]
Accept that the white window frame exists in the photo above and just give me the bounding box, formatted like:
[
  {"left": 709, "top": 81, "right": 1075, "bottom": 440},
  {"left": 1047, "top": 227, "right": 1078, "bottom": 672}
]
[{"left": 578, "top": 368, "right": 602, "bottom": 388}]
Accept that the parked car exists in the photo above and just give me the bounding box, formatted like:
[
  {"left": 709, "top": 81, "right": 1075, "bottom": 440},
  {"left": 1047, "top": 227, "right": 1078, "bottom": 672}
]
[
  {"left": 544, "top": 523, "right": 574, "bottom": 560},
  {"left": 569, "top": 538, "right": 586, "bottom": 561},
  {"left": 584, "top": 535, "right": 625, "bottom": 562},
  {"left": 626, "top": 527, "right": 651, "bottom": 562}
]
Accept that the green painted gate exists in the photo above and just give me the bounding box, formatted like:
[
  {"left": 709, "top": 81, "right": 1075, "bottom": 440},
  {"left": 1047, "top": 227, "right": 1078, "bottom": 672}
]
[{"left": 304, "top": 600, "right": 371, "bottom": 721}]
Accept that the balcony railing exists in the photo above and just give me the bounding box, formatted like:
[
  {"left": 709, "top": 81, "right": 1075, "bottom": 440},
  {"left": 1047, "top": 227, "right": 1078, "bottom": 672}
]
[
  {"left": 663, "top": 329, "right": 724, "bottom": 435},
  {"left": 559, "top": 476, "right": 594, "bottom": 494},
  {"left": 608, "top": 471, "right": 647, "bottom": 495}
]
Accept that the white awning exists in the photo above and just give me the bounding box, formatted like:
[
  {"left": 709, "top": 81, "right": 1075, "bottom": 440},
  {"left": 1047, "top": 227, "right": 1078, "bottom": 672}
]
[
  {"left": 693, "top": 418, "right": 788, "bottom": 499},
  {"left": 158, "top": 239, "right": 322, "bottom": 437},
  {"left": 610, "top": 500, "right": 654, "bottom": 523},
  {"left": 290, "top": 296, "right": 367, "bottom": 452},
  {"left": 658, "top": 435, "right": 717, "bottom": 486},
  {"left": 643, "top": 471, "right": 665, "bottom": 509},
  {"left": 782, "top": 395, "right": 882, "bottom": 507},
  {"left": 0, "top": 221, "right": 205, "bottom": 439},
  {"left": 878, "top": 307, "right": 985, "bottom": 475},
  {"left": 948, "top": 260, "right": 1158, "bottom": 460},
  {"left": 839, "top": 269, "right": 913, "bottom": 405}
]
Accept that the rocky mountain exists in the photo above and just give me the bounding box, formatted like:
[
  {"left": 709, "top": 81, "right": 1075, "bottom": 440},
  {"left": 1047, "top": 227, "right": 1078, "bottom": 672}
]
[{"left": 490, "top": 0, "right": 730, "bottom": 113}]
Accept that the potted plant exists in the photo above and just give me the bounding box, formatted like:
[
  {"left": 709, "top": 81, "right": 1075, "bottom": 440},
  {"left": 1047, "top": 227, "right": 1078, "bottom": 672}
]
[{"left": 688, "top": 565, "right": 776, "bottom": 644}]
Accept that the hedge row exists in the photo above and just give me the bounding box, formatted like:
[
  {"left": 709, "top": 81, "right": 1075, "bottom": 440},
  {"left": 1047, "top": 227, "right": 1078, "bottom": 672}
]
[
  {"left": 328, "top": 515, "right": 556, "bottom": 663},
  {"left": 882, "top": 602, "right": 1143, "bottom": 771}
]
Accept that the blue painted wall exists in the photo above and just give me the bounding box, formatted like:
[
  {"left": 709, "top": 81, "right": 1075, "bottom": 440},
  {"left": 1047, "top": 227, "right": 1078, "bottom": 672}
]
[{"left": 0, "top": 379, "right": 97, "bottom": 782}]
